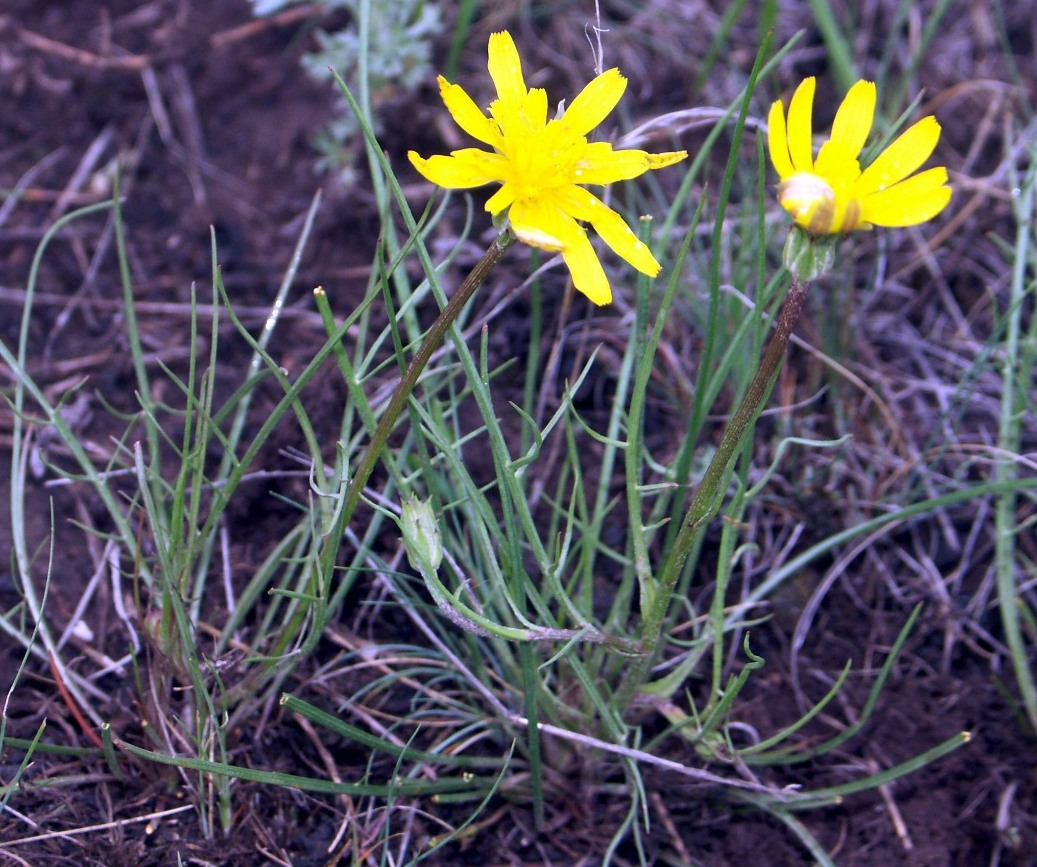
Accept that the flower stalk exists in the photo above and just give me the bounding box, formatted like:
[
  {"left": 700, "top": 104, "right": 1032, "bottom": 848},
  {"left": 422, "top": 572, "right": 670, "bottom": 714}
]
[
  {"left": 268, "top": 229, "right": 514, "bottom": 662},
  {"left": 339, "top": 228, "right": 515, "bottom": 530},
  {"left": 615, "top": 277, "right": 810, "bottom": 710}
]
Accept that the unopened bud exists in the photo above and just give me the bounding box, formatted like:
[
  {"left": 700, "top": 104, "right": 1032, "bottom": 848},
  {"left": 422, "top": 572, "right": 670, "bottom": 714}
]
[
  {"left": 782, "top": 225, "right": 837, "bottom": 282},
  {"left": 400, "top": 496, "right": 443, "bottom": 573}
]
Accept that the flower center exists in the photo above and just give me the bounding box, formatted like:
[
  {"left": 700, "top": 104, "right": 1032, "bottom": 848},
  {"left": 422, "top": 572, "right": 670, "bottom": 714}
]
[{"left": 500, "top": 118, "right": 584, "bottom": 201}]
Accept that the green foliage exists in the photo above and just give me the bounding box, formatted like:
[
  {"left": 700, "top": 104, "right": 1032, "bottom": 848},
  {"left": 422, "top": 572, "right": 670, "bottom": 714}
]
[{"left": 2, "top": 3, "right": 1032, "bottom": 864}]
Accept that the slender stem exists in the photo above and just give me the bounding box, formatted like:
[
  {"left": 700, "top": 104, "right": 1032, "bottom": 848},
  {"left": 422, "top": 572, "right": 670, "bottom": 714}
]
[
  {"left": 268, "top": 229, "right": 514, "bottom": 662},
  {"left": 342, "top": 229, "right": 515, "bottom": 526},
  {"left": 318, "top": 229, "right": 514, "bottom": 597},
  {"left": 615, "top": 278, "right": 809, "bottom": 710},
  {"left": 995, "top": 163, "right": 1037, "bottom": 733}
]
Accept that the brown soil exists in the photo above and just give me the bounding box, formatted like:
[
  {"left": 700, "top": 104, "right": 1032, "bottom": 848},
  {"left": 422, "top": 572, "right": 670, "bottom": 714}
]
[{"left": 0, "top": 2, "right": 1034, "bottom": 865}]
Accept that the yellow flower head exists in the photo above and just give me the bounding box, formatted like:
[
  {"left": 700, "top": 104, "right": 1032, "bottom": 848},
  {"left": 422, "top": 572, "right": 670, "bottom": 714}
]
[
  {"left": 408, "top": 31, "right": 687, "bottom": 305},
  {"left": 768, "top": 77, "right": 951, "bottom": 235}
]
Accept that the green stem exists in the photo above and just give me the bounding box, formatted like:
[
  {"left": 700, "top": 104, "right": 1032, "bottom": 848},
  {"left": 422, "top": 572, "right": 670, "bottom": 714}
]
[
  {"left": 276, "top": 228, "right": 515, "bottom": 658},
  {"left": 615, "top": 278, "right": 809, "bottom": 710},
  {"left": 267, "top": 229, "right": 513, "bottom": 663},
  {"left": 341, "top": 229, "right": 514, "bottom": 528},
  {"left": 995, "top": 159, "right": 1037, "bottom": 734}
]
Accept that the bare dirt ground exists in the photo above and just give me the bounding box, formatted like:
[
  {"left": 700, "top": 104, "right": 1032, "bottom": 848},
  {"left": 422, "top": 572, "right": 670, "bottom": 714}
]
[{"left": 0, "top": 1, "right": 1034, "bottom": 865}]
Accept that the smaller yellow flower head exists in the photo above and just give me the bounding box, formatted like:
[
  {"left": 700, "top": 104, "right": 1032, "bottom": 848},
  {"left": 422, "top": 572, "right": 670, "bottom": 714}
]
[
  {"left": 768, "top": 77, "right": 951, "bottom": 235},
  {"left": 408, "top": 31, "right": 687, "bottom": 305}
]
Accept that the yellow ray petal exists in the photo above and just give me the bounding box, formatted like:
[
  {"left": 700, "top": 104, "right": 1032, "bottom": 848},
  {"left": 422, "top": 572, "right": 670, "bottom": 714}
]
[
  {"left": 487, "top": 31, "right": 526, "bottom": 109},
  {"left": 485, "top": 182, "right": 518, "bottom": 216},
  {"left": 767, "top": 99, "right": 794, "bottom": 179},
  {"left": 563, "top": 68, "right": 627, "bottom": 136},
  {"left": 409, "top": 149, "right": 505, "bottom": 188},
  {"left": 786, "top": 77, "right": 816, "bottom": 172},
  {"left": 572, "top": 143, "right": 684, "bottom": 184},
  {"left": 524, "top": 87, "right": 549, "bottom": 129},
  {"left": 562, "top": 228, "right": 612, "bottom": 305},
  {"left": 813, "top": 139, "right": 862, "bottom": 185},
  {"left": 508, "top": 197, "right": 576, "bottom": 252},
  {"left": 856, "top": 116, "right": 941, "bottom": 197},
  {"left": 559, "top": 187, "right": 661, "bottom": 275},
  {"left": 646, "top": 150, "right": 688, "bottom": 170},
  {"left": 438, "top": 77, "right": 498, "bottom": 146},
  {"left": 862, "top": 166, "right": 951, "bottom": 227},
  {"left": 829, "top": 80, "right": 875, "bottom": 159},
  {"left": 489, "top": 90, "right": 548, "bottom": 140}
]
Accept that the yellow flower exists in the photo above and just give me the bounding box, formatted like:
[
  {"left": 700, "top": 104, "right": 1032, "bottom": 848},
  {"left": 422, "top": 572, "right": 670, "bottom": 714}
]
[
  {"left": 408, "top": 31, "right": 687, "bottom": 305},
  {"left": 768, "top": 77, "right": 951, "bottom": 235}
]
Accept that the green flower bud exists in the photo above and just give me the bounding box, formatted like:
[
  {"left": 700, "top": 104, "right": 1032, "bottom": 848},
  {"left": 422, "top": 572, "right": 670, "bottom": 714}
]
[
  {"left": 782, "top": 225, "right": 837, "bottom": 282},
  {"left": 400, "top": 496, "right": 443, "bottom": 573}
]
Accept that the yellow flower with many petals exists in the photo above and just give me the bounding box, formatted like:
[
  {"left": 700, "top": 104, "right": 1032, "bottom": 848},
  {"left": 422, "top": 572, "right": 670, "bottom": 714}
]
[
  {"left": 768, "top": 77, "right": 951, "bottom": 236},
  {"left": 408, "top": 31, "right": 687, "bottom": 305}
]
